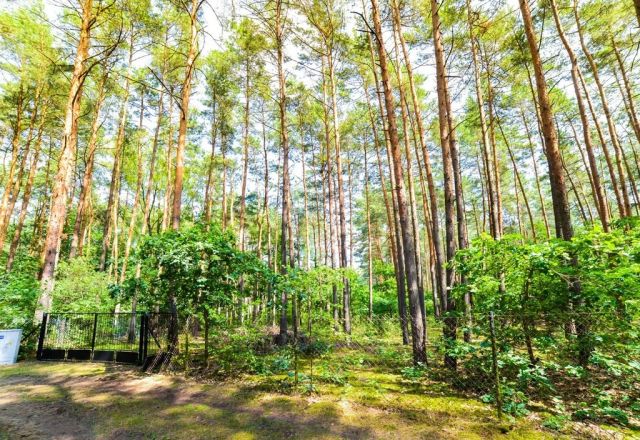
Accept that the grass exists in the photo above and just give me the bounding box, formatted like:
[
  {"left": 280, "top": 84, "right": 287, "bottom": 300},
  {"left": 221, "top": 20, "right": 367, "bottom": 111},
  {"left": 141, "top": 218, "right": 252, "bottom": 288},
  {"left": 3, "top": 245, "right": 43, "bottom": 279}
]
[{"left": 0, "top": 361, "right": 569, "bottom": 439}]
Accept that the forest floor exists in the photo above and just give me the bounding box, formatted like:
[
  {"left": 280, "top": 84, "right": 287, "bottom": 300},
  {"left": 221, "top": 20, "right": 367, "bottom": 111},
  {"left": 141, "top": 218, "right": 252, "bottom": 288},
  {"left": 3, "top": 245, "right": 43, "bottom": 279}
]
[{"left": 0, "top": 361, "right": 626, "bottom": 439}]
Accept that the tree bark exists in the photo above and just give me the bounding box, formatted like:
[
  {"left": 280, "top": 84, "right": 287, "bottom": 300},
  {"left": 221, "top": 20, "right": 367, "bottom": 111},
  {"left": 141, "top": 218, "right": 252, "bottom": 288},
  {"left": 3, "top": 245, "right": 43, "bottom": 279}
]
[
  {"left": 276, "top": 0, "right": 291, "bottom": 345},
  {"left": 364, "top": 28, "right": 409, "bottom": 343},
  {"left": 37, "top": 0, "right": 94, "bottom": 320},
  {"left": 549, "top": 0, "right": 610, "bottom": 230},
  {"left": 370, "top": 0, "right": 426, "bottom": 364},
  {"left": 573, "top": 0, "right": 631, "bottom": 217},
  {"left": 161, "top": 87, "right": 175, "bottom": 232},
  {"left": 100, "top": 42, "right": 133, "bottom": 270},
  {"left": 520, "top": 0, "right": 589, "bottom": 365},
  {"left": 431, "top": 0, "right": 462, "bottom": 369},
  {"left": 119, "top": 89, "right": 145, "bottom": 284},
  {"left": 239, "top": 58, "right": 250, "bottom": 250},
  {"left": 466, "top": 1, "right": 500, "bottom": 239},
  {"left": 0, "top": 85, "right": 24, "bottom": 253},
  {"left": 6, "top": 104, "right": 47, "bottom": 270},
  {"left": 69, "top": 72, "right": 108, "bottom": 258},
  {"left": 172, "top": 0, "right": 202, "bottom": 231}
]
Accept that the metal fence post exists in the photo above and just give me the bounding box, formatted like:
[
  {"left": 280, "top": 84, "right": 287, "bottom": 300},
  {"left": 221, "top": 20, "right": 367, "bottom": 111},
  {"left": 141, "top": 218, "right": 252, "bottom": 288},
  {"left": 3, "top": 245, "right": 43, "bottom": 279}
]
[
  {"left": 489, "top": 311, "right": 503, "bottom": 419},
  {"left": 142, "top": 313, "right": 148, "bottom": 362},
  {"left": 36, "top": 313, "right": 48, "bottom": 360},
  {"left": 138, "top": 313, "right": 145, "bottom": 365},
  {"left": 90, "top": 313, "right": 98, "bottom": 359}
]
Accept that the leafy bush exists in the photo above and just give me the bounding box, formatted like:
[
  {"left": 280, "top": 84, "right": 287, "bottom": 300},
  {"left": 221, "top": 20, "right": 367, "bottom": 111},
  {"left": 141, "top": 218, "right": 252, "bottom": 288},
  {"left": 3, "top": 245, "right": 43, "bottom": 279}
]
[
  {"left": 0, "top": 257, "right": 39, "bottom": 328},
  {"left": 52, "top": 257, "right": 113, "bottom": 312}
]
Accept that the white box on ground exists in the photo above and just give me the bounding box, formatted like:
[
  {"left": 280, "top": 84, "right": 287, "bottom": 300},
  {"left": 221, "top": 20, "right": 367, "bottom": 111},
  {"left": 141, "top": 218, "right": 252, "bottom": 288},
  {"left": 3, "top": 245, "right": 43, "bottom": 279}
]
[{"left": 0, "top": 329, "right": 22, "bottom": 365}]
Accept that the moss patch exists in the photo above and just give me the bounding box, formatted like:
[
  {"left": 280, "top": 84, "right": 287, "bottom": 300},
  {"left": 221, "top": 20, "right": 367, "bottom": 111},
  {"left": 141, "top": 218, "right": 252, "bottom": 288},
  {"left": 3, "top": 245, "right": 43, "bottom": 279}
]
[{"left": 0, "top": 361, "right": 628, "bottom": 439}]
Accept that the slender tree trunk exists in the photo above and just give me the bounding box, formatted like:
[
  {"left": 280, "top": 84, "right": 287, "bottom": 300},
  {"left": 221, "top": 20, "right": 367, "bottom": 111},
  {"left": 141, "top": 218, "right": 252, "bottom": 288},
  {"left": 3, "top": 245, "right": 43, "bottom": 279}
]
[
  {"left": 161, "top": 87, "right": 175, "bottom": 232},
  {"left": 390, "top": 15, "right": 426, "bottom": 334},
  {"left": 70, "top": 73, "right": 107, "bottom": 258},
  {"left": 204, "top": 96, "right": 217, "bottom": 224},
  {"left": 391, "top": 0, "right": 445, "bottom": 317},
  {"left": 520, "top": 0, "right": 589, "bottom": 365},
  {"left": 221, "top": 136, "right": 228, "bottom": 229},
  {"left": 497, "top": 120, "right": 536, "bottom": 240},
  {"left": 119, "top": 90, "right": 145, "bottom": 284},
  {"left": 521, "top": 0, "right": 573, "bottom": 239},
  {"left": 431, "top": 0, "right": 461, "bottom": 369},
  {"left": 370, "top": 0, "right": 426, "bottom": 364},
  {"left": 364, "top": 142, "right": 374, "bottom": 320},
  {"left": 2, "top": 96, "right": 42, "bottom": 252},
  {"left": 467, "top": 1, "right": 500, "bottom": 239},
  {"left": 614, "top": 41, "right": 640, "bottom": 147},
  {"left": 364, "top": 30, "right": 409, "bottom": 343},
  {"left": 521, "top": 108, "right": 551, "bottom": 238},
  {"left": 574, "top": 0, "right": 631, "bottom": 217},
  {"left": 100, "top": 42, "right": 133, "bottom": 270},
  {"left": 276, "top": 0, "right": 290, "bottom": 345},
  {"left": 550, "top": 0, "right": 609, "bottom": 230},
  {"left": 326, "top": 50, "right": 351, "bottom": 334},
  {"left": 0, "top": 86, "right": 24, "bottom": 252},
  {"left": 7, "top": 106, "right": 47, "bottom": 270},
  {"left": 576, "top": 68, "right": 625, "bottom": 218},
  {"left": 483, "top": 57, "right": 503, "bottom": 237},
  {"left": 172, "top": 0, "right": 201, "bottom": 231},
  {"left": 239, "top": 58, "right": 250, "bottom": 250},
  {"left": 37, "top": 0, "right": 94, "bottom": 320}
]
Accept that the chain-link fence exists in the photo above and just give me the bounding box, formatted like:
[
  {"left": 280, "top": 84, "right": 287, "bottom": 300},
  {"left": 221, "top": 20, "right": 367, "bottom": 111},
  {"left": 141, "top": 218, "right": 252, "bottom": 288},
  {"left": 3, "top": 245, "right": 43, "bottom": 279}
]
[{"left": 149, "top": 310, "right": 639, "bottom": 439}]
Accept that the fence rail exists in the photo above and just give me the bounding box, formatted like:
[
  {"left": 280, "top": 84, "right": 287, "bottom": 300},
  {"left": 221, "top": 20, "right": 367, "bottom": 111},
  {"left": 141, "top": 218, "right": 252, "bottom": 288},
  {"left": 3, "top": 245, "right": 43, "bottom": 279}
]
[{"left": 36, "top": 312, "right": 177, "bottom": 366}]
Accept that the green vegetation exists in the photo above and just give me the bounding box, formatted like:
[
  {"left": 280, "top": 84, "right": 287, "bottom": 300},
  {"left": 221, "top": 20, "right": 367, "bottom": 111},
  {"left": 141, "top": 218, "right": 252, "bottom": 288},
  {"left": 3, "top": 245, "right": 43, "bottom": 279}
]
[{"left": 1, "top": 0, "right": 640, "bottom": 437}]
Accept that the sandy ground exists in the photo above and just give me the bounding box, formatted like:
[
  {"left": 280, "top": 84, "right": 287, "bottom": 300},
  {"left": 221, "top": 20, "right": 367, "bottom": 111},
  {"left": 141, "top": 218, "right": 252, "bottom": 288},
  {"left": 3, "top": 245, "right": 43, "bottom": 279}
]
[{"left": 0, "top": 361, "right": 623, "bottom": 440}]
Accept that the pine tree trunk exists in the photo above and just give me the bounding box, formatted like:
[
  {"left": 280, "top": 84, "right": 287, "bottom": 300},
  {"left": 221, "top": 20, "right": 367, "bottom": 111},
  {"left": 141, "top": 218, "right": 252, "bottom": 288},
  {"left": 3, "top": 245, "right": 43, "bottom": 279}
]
[
  {"left": 467, "top": 0, "right": 500, "bottom": 239},
  {"left": 100, "top": 43, "right": 133, "bottom": 270},
  {"left": 172, "top": 0, "right": 201, "bottom": 231},
  {"left": 239, "top": 59, "right": 250, "bottom": 250},
  {"left": 276, "top": 0, "right": 290, "bottom": 345},
  {"left": 391, "top": 1, "right": 445, "bottom": 317},
  {"left": 326, "top": 51, "right": 351, "bottom": 334},
  {"left": 498, "top": 120, "right": 536, "bottom": 240},
  {"left": 161, "top": 87, "right": 175, "bottom": 232},
  {"left": 574, "top": 0, "right": 631, "bottom": 217},
  {"left": 550, "top": 0, "right": 609, "bottom": 230},
  {"left": 577, "top": 67, "right": 625, "bottom": 218},
  {"left": 550, "top": 0, "right": 610, "bottom": 232},
  {"left": 119, "top": 90, "right": 145, "bottom": 284},
  {"left": 521, "top": 108, "right": 551, "bottom": 238},
  {"left": 0, "top": 86, "right": 24, "bottom": 252},
  {"left": 204, "top": 96, "right": 217, "bottom": 225},
  {"left": 520, "top": 0, "right": 589, "bottom": 365},
  {"left": 364, "top": 143, "right": 374, "bottom": 320},
  {"left": 6, "top": 106, "right": 47, "bottom": 270},
  {"left": 36, "top": 0, "right": 94, "bottom": 320},
  {"left": 364, "top": 31, "right": 409, "bottom": 343},
  {"left": 390, "top": 16, "right": 426, "bottom": 334},
  {"left": 370, "top": 0, "right": 426, "bottom": 364},
  {"left": 70, "top": 73, "right": 108, "bottom": 258},
  {"left": 431, "top": 0, "right": 461, "bottom": 369},
  {"left": 613, "top": 41, "right": 640, "bottom": 146}
]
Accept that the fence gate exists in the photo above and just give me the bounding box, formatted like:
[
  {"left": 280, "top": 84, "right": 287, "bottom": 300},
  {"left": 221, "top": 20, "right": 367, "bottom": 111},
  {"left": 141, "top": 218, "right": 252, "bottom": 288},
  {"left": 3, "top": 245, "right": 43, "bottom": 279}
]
[
  {"left": 37, "top": 312, "right": 144, "bottom": 365},
  {"left": 36, "top": 312, "right": 178, "bottom": 368},
  {"left": 141, "top": 313, "right": 178, "bottom": 371}
]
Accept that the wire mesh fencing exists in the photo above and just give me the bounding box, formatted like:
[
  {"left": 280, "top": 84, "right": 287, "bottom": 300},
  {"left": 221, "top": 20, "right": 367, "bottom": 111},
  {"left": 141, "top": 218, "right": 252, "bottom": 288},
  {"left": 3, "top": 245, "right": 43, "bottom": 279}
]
[{"left": 37, "top": 312, "right": 145, "bottom": 364}]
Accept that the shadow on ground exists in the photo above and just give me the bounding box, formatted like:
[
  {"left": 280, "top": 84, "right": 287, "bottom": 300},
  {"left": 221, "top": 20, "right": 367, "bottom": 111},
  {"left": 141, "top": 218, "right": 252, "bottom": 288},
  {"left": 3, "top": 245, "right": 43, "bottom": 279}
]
[{"left": 0, "top": 362, "right": 557, "bottom": 439}]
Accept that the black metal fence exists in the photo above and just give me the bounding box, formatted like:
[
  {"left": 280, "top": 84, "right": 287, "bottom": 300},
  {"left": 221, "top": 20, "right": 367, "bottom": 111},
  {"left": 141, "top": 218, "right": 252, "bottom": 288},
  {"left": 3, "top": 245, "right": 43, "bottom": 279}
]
[{"left": 36, "top": 312, "right": 177, "bottom": 367}]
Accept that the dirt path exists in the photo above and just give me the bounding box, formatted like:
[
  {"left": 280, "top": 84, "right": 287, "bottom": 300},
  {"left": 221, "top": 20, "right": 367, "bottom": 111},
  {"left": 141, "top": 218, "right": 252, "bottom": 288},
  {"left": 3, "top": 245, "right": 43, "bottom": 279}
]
[{"left": 0, "top": 362, "right": 560, "bottom": 439}]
